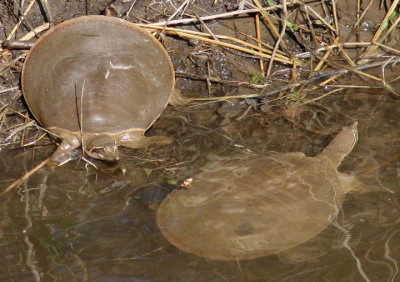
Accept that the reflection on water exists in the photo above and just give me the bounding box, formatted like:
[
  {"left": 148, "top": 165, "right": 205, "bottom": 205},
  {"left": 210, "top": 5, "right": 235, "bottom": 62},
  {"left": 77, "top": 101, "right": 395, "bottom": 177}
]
[{"left": 1, "top": 93, "right": 400, "bottom": 281}]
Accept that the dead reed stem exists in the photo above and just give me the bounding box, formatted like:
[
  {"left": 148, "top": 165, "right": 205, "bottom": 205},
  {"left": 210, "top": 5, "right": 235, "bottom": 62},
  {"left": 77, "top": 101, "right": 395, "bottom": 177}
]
[
  {"left": 139, "top": 24, "right": 298, "bottom": 65},
  {"left": 254, "top": 14, "right": 264, "bottom": 74},
  {"left": 265, "top": 0, "right": 287, "bottom": 77},
  {"left": 363, "top": 0, "right": 399, "bottom": 57},
  {"left": 7, "top": 0, "right": 36, "bottom": 40},
  {"left": 252, "top": 0, "right": 288, "bottom": 51},
  {"left": 1, "top": 157, "right": 50, "bottom": 195}
]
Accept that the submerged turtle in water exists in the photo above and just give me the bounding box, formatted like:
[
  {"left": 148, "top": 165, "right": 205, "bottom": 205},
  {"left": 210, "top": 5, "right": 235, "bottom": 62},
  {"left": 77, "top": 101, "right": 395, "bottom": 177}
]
[
  {"left": 157, "top": 122, "right": 359, "bottom": 260},
  {"left": 22, "top": 16, "right": 175, "bottom": 165}
]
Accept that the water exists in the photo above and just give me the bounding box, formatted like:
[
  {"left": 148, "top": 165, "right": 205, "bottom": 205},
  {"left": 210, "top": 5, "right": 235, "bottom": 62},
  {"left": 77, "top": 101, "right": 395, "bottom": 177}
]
[{"left": 1, "top": 92, "right": 400, "bottom": 281}]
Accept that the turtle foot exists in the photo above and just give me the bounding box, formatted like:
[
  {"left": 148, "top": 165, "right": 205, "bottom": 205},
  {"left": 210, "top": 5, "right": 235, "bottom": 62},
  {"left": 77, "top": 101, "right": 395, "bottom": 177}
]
[
  {"left": 120, "top": 135, "right": 173, "bottom": 149},
  {"left": 48, "top": 139, "right": 81, "bottom": 167},
  {"left": 168, "top": 89, "right": 191, "bottom": 106},
  {"left": 85, "top": 141, "right": 119, "bottom": 162}
]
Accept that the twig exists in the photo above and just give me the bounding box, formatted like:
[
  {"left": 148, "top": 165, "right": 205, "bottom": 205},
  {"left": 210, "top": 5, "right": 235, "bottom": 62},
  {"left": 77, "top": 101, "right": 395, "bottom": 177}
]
[
  {"left": 1, "top": 157, "right": 51, "bottom": 195},
  {"left": 180, "top": 59, "right": 400, "bottom": 103},
  {"left": 333, "top": 37, "right": 356, "bottom": 67},
  {"left": 144, "top": 5, "right": 296, "bottom": 27},
  {"left": 126, "top": 0, "right": 138, "bottom": 18},
  {"left": 0, "top": 53, "right": 27, "bottom": 75},
  {"left": 295, "top": 50, "right": 331, "bottom": 95},
  {"left": 139, "top": 25, "right": 298, "bottom": 65},
  {"left": 296, "top": 42, "right": 371, "bottom": 59},
  {"left": 5, "top": 120, "right": 35, "bottom": 141},
  {"left": 299, "top": 88, "right": 344, "bottom": 105},
  {"left": 302, "top": 4, "right": 318, "bottom": 51},
  {"left": 22, "top": 133, "right": 47, "bottom": 147},
  {"left": 266, "top": 0, "right": 287, "bottom": 77},
  {"left": 19, "top": 23, "right": 50, "bottom": 41},
  {"left": 167, "top": 0, "right": 193, "bottom": 21},
  {"left": 295, "top": 0, "right": 336, "bottom": 33},
  {"left": 38, "top": 0, "right": 53, "bottom": 26},
  {"left": 0, "top": 86, "right": 19, "bottom": 94},
  {"left": 252, "top": 0, "right": 288, "bottom": 51},
  {"left": 175, "top": 72, "right": 263, "bottom": 88},
  {"left": 140, "top": 23, "right": 289, "bottom": 59},
  {"left": 193, "top": 12, "right": 219, "bottom": 41},
  {"left": 254, "top": 14, "right": 264, "bottom": 74},
  {"left": 362, "top": 0, "right": 399, "bottom": 57},
  {"left": 7, "top": 0, "right": 36, "bottom": 40},
  {"left": 360, "top": 151, "right": 400, "bottom": 177},
  {"left": 350, "top": 67, "right": 399, "bottom": 96},
  {"left": 343, "top": 0, "right": 373, "bottom": 43},
  {"left": 2, "top": 23, "right": 50, "bottom": 50},
  {"left": 1, "top": 40, "right": 34, "bottom": 50},
  {"left": 330, "top": 0, "right": 339, "bottom": 36},
  {"left": 265, "top": 59, "right": 400, "bottom": 97}
]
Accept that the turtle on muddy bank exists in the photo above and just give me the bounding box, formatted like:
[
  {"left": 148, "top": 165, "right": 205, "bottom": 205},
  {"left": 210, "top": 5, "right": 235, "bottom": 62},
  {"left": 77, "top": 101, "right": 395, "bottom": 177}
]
[{"left": 22, "top": 16, "right": 175, "bottom": 165}]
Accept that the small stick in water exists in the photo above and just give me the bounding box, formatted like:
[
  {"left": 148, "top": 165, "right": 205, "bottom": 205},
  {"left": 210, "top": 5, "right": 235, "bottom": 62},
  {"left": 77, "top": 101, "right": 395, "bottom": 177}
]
[{"left": 1, "top": 157, "right": 51, "bottom": 195}]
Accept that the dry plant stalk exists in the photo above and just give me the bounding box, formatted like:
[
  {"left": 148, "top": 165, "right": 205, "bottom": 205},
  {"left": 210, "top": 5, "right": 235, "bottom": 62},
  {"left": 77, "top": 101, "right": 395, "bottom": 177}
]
[
  {"left": 6, "top": 0, "right": 36, "bottom": 40},
  {"left": 265, "top": 0, "right": 288, "bottom": 77},
  {"left": 255, "top": 14, "right": 264, "bottom": 74},
  {"left": 144, "top": 5, "right": 297, "bottom": 27},
  {"left": 1, "top": 157, "right": 51, "bottom": 195},
  {"left": 362, "top": 0, "right": 400, "bottom": 57},
  {"left": 252, "top": 0, "right": 288, "bottom": 51},
  {"left": 139, "top": 24, "right": 298, "bottom": 65}
]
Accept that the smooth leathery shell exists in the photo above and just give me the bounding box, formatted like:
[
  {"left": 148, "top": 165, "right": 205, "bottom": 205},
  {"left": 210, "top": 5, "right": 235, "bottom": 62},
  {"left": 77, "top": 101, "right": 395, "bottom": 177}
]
[
  {"left": 157, "top": 123, "right": 359, "bottom": 260},
  {"left": 22, "top": 16, "right": 174, "bottom": 134},
  {"left": 157, "top": 154, "right": 346, "bottom": 260}
]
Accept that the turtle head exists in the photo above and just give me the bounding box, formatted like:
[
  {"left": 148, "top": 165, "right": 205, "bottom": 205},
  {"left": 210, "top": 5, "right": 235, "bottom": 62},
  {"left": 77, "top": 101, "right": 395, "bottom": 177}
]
[
  {"left": 319, "top": 121, "right": 358, "bottom": 167},
  {"left": 85, "top": 135, "right": 119, "bottom": 162}
]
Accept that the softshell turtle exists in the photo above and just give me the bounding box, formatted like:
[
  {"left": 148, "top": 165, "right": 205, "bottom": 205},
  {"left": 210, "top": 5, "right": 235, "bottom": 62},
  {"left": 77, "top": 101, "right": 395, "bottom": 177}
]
[
  {"left": 21, "top": 16, "right": 175, "bottom": 165},
  {"left": 157, "top": 122, "right": 359, "bottom": 260}
]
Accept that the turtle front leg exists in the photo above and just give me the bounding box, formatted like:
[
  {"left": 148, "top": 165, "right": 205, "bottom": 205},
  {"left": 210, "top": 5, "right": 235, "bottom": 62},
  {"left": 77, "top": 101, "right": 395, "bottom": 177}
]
[
  {"left": 118, "top": 131, "right": 173, "bottom": 149},
  {"left": 49, "top": 137, "right": 81, "bottom": 166}
]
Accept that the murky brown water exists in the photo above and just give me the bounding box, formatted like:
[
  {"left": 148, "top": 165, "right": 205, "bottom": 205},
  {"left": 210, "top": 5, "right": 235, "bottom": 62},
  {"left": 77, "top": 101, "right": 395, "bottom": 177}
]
[{"left": 1, "top": 93, "right": 400, "bottom": 281}]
